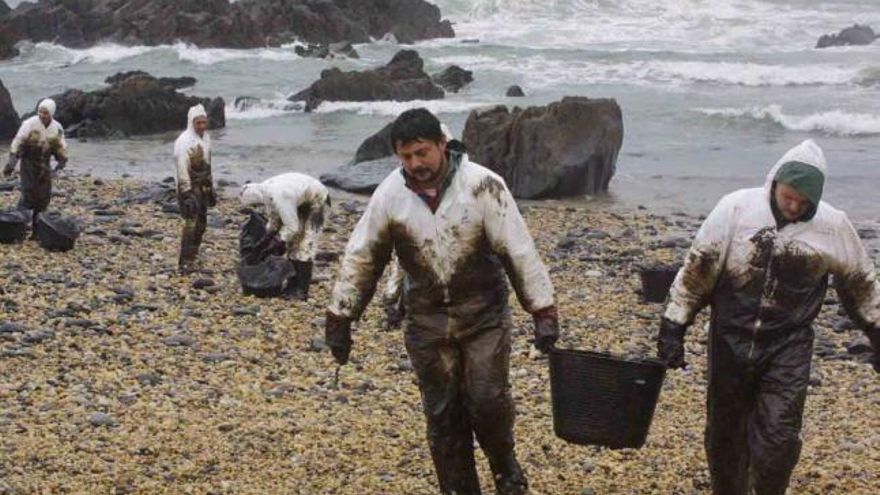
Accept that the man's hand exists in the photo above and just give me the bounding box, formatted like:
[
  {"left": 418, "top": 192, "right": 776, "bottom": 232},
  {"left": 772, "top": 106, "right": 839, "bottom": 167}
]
[
  {"left": 658, "top": 317, "right": 688, "bottom": 369},
  {"left": 533, "top": 306, "right": 560, "bottom": 354},
  {"left": 179, "top": 191, "right": 199, "bottom": 219},
  {"left": 3, "top": 154, "right": 16, "bottom": 177},
  {"left": 259, "top": 236, "right": 286, "bottom": 260},
  {"left": 325, "top": 311, "right": 353, "bottom": 366}
]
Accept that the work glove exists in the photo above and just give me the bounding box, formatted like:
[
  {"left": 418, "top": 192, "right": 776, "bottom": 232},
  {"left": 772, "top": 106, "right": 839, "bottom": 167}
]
[
  {"left": 179, "top": 190, "right": 199, "bottom": 219},
  {"left": 533, "top": 306, "right": 560, "bottom": 354},
  {"left": 325, "top": 310, "right": 353, "bottom": 365},
  {"left": 259, "top": 236, "right": 286, "bottom": 261},
  {"left": 3, "top": 154, "right": 16, "bottom": 177},
  {"left": 867, "top": 327, "right": 880, "bottom": 374},
  {"left": 658, "top": 317, "right": 688, "bottom": 369},
  {"left": 54, "top": 158, "right": 67, "bottom": 172}
]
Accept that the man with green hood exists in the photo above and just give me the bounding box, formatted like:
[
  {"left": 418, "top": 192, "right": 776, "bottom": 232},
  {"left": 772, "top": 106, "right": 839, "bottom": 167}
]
[{"left": 658, "top": 140, "right": 880, "bottom": 494}]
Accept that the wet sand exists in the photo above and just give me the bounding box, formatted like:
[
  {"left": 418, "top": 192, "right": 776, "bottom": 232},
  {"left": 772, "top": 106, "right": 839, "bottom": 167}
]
[{"left": 0, "top": 174, "right": 878, "bottom": 494}]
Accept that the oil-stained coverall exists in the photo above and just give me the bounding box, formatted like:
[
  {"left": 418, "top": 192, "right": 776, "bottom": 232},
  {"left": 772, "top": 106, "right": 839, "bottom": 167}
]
[
  {"left": 174, "top": 104, "right": 216, "bottom": 273},
  {"left": 326, "top": 149, "right": 559, "bottom": 494},
  {"left": 4, "top": 99, "right": 68, "bottom": 230},
  {"left": 240, "top": 172, "right": 330, "bottom": 300},
  {"left": 659, "top": 140, "right": 880, "bottom": 495}
]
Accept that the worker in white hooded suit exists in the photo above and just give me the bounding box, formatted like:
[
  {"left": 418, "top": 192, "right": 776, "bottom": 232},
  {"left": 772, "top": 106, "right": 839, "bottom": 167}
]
[
  {"left": 4, "top": 98, "right": 68, "bottom": 231},
  {"left": 658, "top": 140, "right": 880, "bottom": 494},
  {"left": 174, "top": 104, "right": 216, "bottom": 273},
  {"left": 240, "top": 172, "right": 330, "bottom": 300}
]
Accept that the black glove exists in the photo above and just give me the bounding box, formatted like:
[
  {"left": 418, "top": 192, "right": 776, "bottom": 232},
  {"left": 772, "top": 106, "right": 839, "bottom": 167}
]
[
  {"left": 179, "top": 191, "right": 199, "bottom": 219},
  {"left": 54, "top": 158, "right": 67, "bottom": 172},
  {"left": 3, "top": 154, "right": 16, "bottom": 177},
  {"left": 866, "top": 327, "right": 880, "bottom": 374},
  {"left": 658, "top": 317, "right": 688, "bottom": 369},
  {"left": 533, "top": 306, "right": 560, "bottom": 354},
  {"left": 259, "top": 236, "right": 286, "bottom": 260},
  {"left": 325, "top": 311, "right": 353, "bottom": 366}
]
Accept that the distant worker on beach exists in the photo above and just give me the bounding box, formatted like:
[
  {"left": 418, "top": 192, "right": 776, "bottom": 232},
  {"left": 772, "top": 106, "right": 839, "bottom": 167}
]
[
  {"left": 174, "top": 104, "right": 216, "bottom": 274},
  {"left": 658, "top": 139, "right": 880, "bottom": 495},
  {"left": 240, "top": 172, "right": 330, "bottom": 301},
  {"left": 4, "top": 98, "right": 68, "bottom": 233},
  {"left": 325, "top": 108, "right": 560, "bottom": 495}
]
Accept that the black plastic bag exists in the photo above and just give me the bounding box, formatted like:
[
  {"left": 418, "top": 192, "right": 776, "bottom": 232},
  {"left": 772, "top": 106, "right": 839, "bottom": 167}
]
[
  {"left": 239, "top": 211, "right": 285, "bottom": 264},
  {"left": 238, "top": 255, "right": 295, "bottom": 298},
  {"left": 34, "top": 211, "right": 80, "bottom": 252},
  {"left": 0, "top": 210, "right": 29, "bottom": 244}
]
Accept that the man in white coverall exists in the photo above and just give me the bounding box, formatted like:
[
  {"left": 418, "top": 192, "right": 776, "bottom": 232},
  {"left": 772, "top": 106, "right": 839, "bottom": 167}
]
[
  {"left": 4, "top": 98, "right": 68, "bottom": 231},
  {"left": 240, "top": 172, "right": 330, "bottom": 300},
  {"left": 174, "top": 104, "right": 216, "bottom": 273},
  {"left": 325, "top": 108, "right": 560, "bottom": 495},
  {"left": 658, "top": 140, "right": 880, "bottom": 494}
]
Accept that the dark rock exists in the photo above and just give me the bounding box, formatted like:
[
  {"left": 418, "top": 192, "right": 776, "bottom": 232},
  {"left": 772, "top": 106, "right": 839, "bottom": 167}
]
[
  {"left": 0, "top": 78, "right": 20, "bottom": 139},
  {"left": 847, "top": 337, "right": 873, "bottom": 355},
  {"left": 857, "top": 228, "right": 878, "bottom": 240},
  {"left": 41, "top": 72, "right": 225, "bottom": 139},
  {"left": 0, "top": 0, "right": 454, "bottom": 50},
  {"left": 136, "top": 372, "right": 162, "bottom": 386},
  {"left": 321, "top": 157, "right": 398, "bottom": 194},
  {"left": 202, "top": 353, "right": 231, "bottom": 363},
  {"left": 0, "top": 322, "right": 27, "bottom": 334},
  {"left": 22, "top": 329, "right": 54, "bottom": 344},
  {"left": 432, "top": 65, "right": 474, "bottom": 93},
  {"left": 506, "top": 85, "right": 525, "bottom": 98},
  {"left": 105, "top": 71, "right": 196, "bottom": 90},
  {"left": 93, "top": 209, "right": 124, "bottom": 217},
  {"left": 462, "top": 96, "right": 624, "bottom": 198},
  {"left": 233, "top": 306, "right": 259, "bottom": 317},
  {"left": 0, "top": 26, "right": 17, "bottom": 60},
  {"left": 309, "top": 337, "right": 329, "bottom": 353},
  {"left": 88, "top": 412, "right": 114, "bottom": 427},
  {"left": 289, "top": 50, "right": 444, "bottom": 112},
  {"left": 296, "top": 42, "right": 360, "bottom": 59},
  {"left": 353, "top": 122, "right": 395, "bottom": 163},
  {"left": 817, "top": 24, "right": 877, "bottom": 48},
  {"left": 164, "top": 334, "right": 196, "bottom": 348},
  {"left": 192, "top": 278, "right": 216, "bottom": 290}
]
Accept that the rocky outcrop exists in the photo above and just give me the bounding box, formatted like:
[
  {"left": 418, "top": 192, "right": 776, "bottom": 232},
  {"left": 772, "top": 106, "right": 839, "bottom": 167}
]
[
  {"left": 43, "top": 72, "right": 225, "bottom": 139},
  {"left": 432, "top": 66, "right": 473, "bottom": 93},
  {"left": 506, "top": 85, "right": 525, "bottom": 97},
  {"left": 321, "top": 157, "right": 399, "bottom": 194},
  {"left": 0, "top": 78, "right": 21, "bottom": 140},
  {"left": 104, "top": 71, "right": 197, "bottom": 90},
  {"left": 0, "top": 0, "right": 454, "bottom": 51},
  {"left": 817, "top": 24, "right": 877, "bottom": 48},
  {"left": 462, "top": 97, "right": 624, "bottom": 199},
  {"left": 289, "top": 50, "right": 444, "bottom": 112}
]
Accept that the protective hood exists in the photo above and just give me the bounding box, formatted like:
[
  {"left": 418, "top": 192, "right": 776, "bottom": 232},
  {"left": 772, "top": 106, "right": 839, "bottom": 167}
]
[
  {"left": 764, "top": 140, "right": 828, "bottom": 222},
  {"left": 240, "top": 183, "right": 265, "bottom": 206},
  {"left": 187, "top": 104, "right": 207, "bottom": 132},
  {"left": 38, "top": 99, "right": 56, "bottom": 118}
]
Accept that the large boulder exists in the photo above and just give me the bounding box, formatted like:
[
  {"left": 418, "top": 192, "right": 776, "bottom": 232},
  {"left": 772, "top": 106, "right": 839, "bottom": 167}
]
[
  {"left": 321, "top": 157, "right": 399, "bottom": 194},
  {"left": 817, "top": 24, "right": 877, "bottom": 48},
  {"left": 432, "top": 66, "right": 474, "bottom": 93},
  {"left": 289, "top": 50, "right": 444, "bottom": 112},
  {"left": 462, "top": 97, "right": 624, "bottom": 199},
  {"left": 0, "top": 0, "right": 454, "bottom": 50},
  {"left": 43, "top": 72, "right": 225, "bottom": 139},
  {"left": 0, "top": 78, "right": 20, "bottom": 140}
]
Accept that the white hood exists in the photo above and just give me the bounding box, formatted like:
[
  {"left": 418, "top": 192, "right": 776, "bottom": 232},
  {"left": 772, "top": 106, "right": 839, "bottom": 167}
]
[
  {"left": 38, "top": 98, "right": 56, "bottom": 118},
  {"left": 764, "top": 139, "right": 828, "bottom": 192}
]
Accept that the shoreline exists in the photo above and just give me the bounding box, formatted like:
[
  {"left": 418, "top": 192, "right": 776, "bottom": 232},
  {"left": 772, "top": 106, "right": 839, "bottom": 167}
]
[{"left": 0, "top": 174, "right": 878, "bottom": 493}]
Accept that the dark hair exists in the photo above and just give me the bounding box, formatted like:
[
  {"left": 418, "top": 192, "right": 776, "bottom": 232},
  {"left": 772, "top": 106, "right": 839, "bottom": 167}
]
[{"left": 389, "top": 108, "right": 444, "bottom": 152}]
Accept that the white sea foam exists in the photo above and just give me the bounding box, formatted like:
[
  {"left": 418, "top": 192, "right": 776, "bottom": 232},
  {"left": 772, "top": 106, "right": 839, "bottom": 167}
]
[
  {"left": 225, "top": 98, "right": 304, "bottom": 120},
  {"left": 695, "top": 105, "right": 880, "bottom": 137}
]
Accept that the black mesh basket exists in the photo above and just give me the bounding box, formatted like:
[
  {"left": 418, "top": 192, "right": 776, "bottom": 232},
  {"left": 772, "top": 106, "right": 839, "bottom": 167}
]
[
  {"left": 639, "top": 265, "right": 680, "bottom": 303},
  {"left": 0, "top": 210, "right": 28, "bottom": 244},
  {"left": 549, "top": 348, "right": 666, "bottom": 449}
]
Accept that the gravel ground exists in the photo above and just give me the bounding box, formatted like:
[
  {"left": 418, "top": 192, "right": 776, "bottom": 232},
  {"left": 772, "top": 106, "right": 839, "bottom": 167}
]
[{"left": 0, "top": 175, "right": 878, "bottom": 494}]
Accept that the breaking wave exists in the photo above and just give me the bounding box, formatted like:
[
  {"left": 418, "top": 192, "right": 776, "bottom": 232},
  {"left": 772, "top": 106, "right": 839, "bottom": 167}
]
[{"left": 695, "top": 105, "right": 880, "bottom": 137}]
